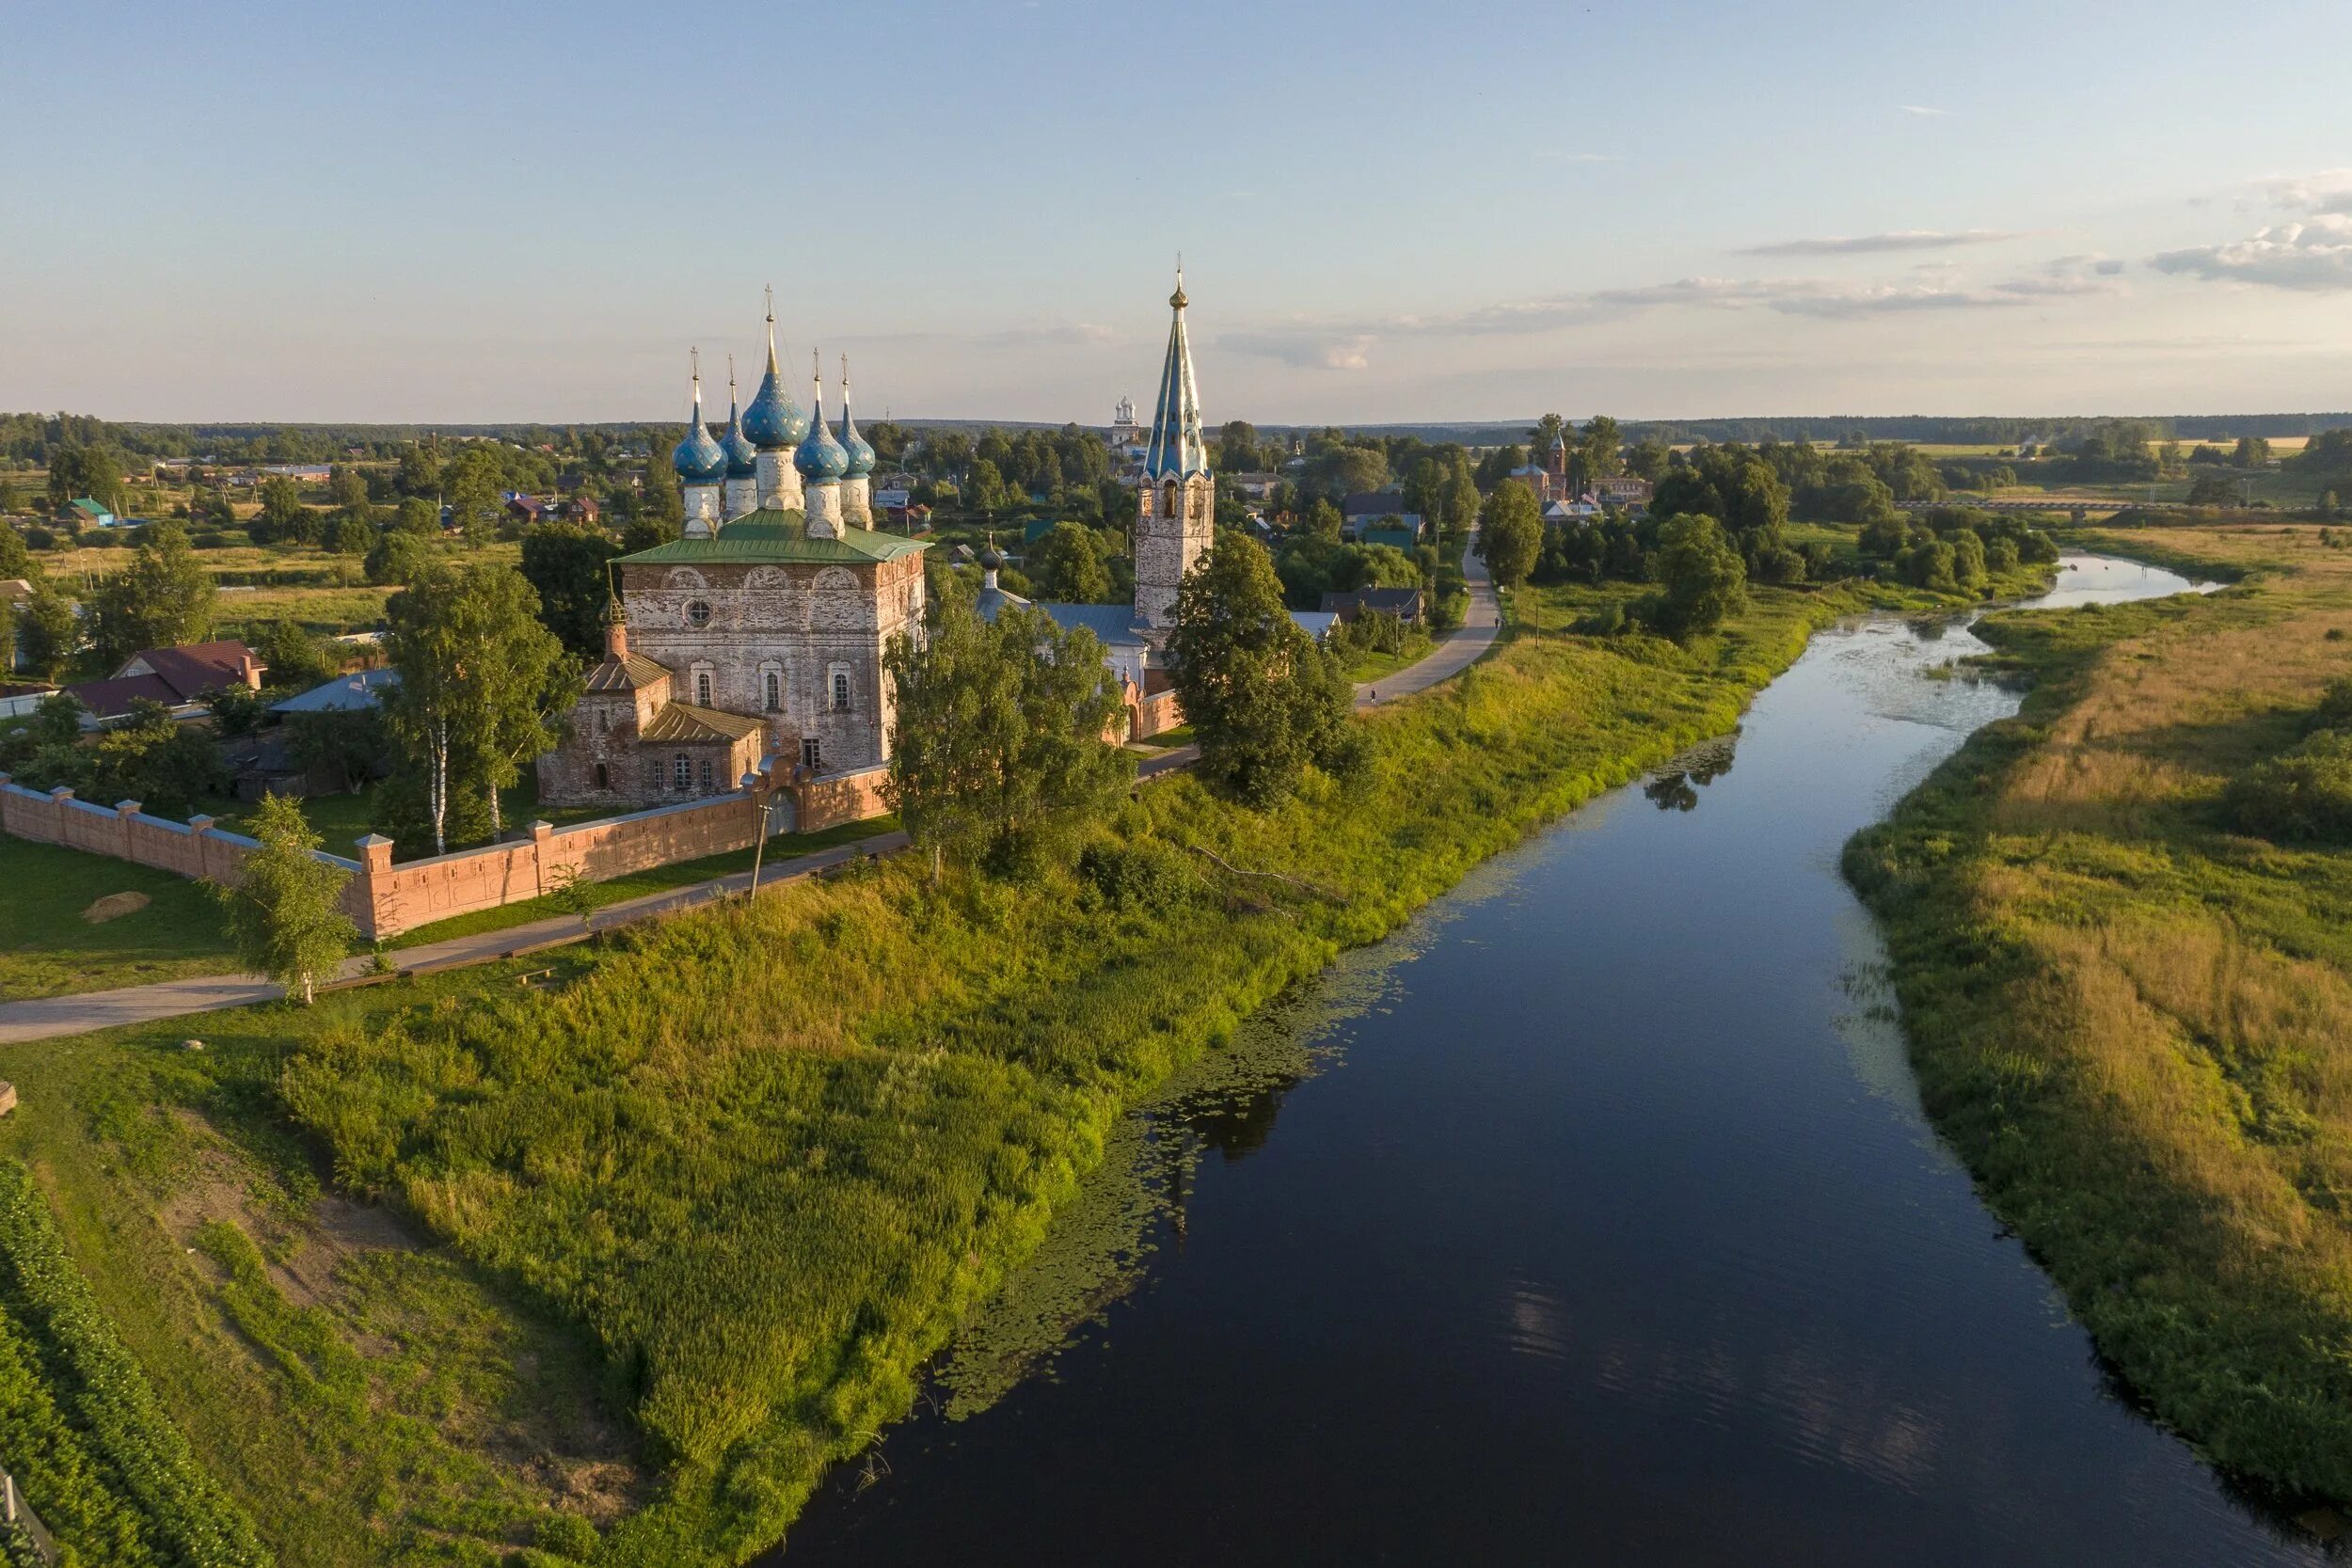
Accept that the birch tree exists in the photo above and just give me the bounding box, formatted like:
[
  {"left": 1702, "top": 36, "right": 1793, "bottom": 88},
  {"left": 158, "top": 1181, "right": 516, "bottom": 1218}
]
[
  {"left": 382, "top": 562, "right": 568, "bottom": 854},
  {"left": 212, "top": 793, "right": 356, "bottom": 1005}
]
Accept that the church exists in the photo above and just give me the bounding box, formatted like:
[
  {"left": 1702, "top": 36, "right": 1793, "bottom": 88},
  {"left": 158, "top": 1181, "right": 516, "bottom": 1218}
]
[
  {"left": 975, "top": 269, "right": 1217, "bottom": 722},
  {"left": 537, "top": 273, "right": 1216, "bottom": 812},
  {"left": 537, "top": 299, "right": 928, "bottom": 810}
]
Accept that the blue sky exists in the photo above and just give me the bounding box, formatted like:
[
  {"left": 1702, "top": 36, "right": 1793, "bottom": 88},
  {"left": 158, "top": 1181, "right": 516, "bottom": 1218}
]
[{"left": 8, "top": 0, "right": 2350, "bottom": 423}]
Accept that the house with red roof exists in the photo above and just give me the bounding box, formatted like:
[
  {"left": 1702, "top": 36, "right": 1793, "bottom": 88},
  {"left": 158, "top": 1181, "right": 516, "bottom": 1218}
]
[{"left": 62, "top": 639, "right": 264, "bottom": 722}]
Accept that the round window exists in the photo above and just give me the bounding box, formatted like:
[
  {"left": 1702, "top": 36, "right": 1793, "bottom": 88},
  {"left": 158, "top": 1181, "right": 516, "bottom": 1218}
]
[{"left": 686, "top": 599, "right": 712, "bottom": 627}]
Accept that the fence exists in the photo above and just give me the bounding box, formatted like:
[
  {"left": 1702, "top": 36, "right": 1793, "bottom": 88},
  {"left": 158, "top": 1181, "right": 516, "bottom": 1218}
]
[{"left": 0, "top": 759, "right": 894, "bottom": 942}]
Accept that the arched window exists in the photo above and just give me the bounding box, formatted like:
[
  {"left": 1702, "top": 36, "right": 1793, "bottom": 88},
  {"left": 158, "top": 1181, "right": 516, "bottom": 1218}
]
[
  {"left": 594, "top": 763, "right": 609, "bottom": 791},
  {"left": 696, "top": 672, "right": 713, "bottom": 706},
  {"left": 801, "top": 736, "right": 822, "bottom": 770},
  {"left": 698, "top": 758, "right": 713, "bottom": 790},
  {"left": 764, "top": 669, "right": 782, "bottom": 712},
  {"left": 597, "top": 707, "right": 610, "bottom": 734},
  {"left": 672, "top": 753, "right": 690, "bottom": 791},
  {"left": 830, "top": 669, "right": 851, "bottom": 713}
]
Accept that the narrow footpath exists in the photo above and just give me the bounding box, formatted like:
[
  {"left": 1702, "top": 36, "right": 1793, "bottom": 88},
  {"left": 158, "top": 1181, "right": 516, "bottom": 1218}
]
[{"left": 0, "top": 535, "right": 1502, "bottom": 1045}]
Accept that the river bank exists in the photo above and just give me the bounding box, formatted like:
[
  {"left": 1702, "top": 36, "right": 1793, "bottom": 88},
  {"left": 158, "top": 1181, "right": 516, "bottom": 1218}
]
[{"left": 1847, "top": 523, "right": 2352, "bottom": 1508}]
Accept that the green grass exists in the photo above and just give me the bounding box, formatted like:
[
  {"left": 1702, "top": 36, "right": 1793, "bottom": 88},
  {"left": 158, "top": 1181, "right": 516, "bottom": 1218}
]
[
  {"left": 382, "top": 814, "right": 901, "bottom": 951},
  {"left": 1340, "top": 631, "right": 1435, "bottom": 684},
  {"left": 0, "top": 958, "right": 635, "bottom": 1565},
  {"left": 0, "top": 837, "right": 241, "bottom": 1002},
  {"left": 1847, "top": 522, "right": 2352, "bottom": 1504}
]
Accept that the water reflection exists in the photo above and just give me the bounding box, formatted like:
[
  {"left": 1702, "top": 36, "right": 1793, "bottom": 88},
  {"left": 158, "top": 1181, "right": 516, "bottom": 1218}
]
[{"left": 1644, "top": 733, "right": 1739, "bottom": 813}]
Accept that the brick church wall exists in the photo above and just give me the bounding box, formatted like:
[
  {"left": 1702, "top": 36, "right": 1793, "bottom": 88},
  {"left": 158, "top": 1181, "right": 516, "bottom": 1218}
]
[{"left": 2, "top": 758, "right": 898, "bottom": 947}]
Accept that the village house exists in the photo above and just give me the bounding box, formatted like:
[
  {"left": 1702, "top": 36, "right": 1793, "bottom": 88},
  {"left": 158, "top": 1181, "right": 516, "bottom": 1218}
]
[
  {"left": 1320, "top": 585, "right": 1425, "bottom": 627},
  {"left": 62, "top": 639, "right": 263, "bottom": 723},
  {"left": 1341, "top": 492, "right": 1422, "bottom": 543}
]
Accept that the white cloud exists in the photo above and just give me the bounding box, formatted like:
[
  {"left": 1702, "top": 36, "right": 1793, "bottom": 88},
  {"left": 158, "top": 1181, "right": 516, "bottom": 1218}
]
[
  {"left": 2267, "top": 167, "right": 2352, "bottom": 216},
  {"left": 1534, "top": 151, "right": 1616, "bottom": 164},
  {"left": 1899, "top": 104, "right": 1952, "bottom": 117},
  {"left": 1592, "top": 275, "right": 2033, "bottom": 317},
  {"left": 1740, "top": 230, "right": 2022, "bottom": 257},
  {"left": 2150, "top": 215, "right": 2352, "bottom": 293},
  {"left": 1218, "top": 330, "right": 1375, "bottom": 371}
]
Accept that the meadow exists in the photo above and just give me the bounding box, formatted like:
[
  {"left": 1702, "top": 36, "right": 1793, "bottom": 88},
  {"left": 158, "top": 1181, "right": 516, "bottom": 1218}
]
[{"left": 1846, "top": 521, "right": 2352, "bottom": 1503}]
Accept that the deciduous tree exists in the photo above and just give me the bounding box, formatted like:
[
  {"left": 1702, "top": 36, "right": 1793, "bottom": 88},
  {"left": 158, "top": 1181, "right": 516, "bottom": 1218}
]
[
  {"left": 519, "top": 522, "right": 622, "bottom": 661},
  {"left": 88, "top": 520, "right": 216, "bottom": 663},
  {"left": 882, "top": 596, "right": 1132, "bottom": 879},
  {"left": 1168, "top": 536, "right": 1355, "bottom": 808},
  {"left": 10, "top": 579, "right": 78, "bottom": 680},
  {"left": 1477, "top": 481, "right": 1543, "bottom": 588},
  {"left": 381, "top": 562, "right": 569, "bottom": 854},
  {"left": 1650, "top": 514, "right": 1748, "bottom": 639},
  {"left": 211, "top": 792, "right": 356, "bottom": 1005},
  {"left": 1025, "top": 521, "right": 1113, "bottom": 603}
]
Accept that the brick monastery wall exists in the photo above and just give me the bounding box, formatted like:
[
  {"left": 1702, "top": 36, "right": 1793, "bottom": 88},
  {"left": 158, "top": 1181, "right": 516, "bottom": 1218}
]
[{"left": 0, "top": 761, "right": 894, "bottom": 944}]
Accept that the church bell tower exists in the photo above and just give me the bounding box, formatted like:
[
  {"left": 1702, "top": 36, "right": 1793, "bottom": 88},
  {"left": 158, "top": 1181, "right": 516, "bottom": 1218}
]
[{"left": 1133, "top": 268, "right": 1216, "bottom": 630}]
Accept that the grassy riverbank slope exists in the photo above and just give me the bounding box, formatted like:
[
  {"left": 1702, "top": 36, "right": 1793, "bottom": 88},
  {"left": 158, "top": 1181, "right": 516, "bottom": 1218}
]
[
  {"left": 0, "top": 551, "right": 2041, "bottom": 1564},
  {"left": 1848, "top": 522, "right": 2352, "bottom": 1503}
]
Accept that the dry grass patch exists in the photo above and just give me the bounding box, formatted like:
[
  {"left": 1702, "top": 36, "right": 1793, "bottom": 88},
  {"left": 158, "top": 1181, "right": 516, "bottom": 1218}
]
[{"left": 1851, "top": 521, "right": 2352, "bottom": 1500}]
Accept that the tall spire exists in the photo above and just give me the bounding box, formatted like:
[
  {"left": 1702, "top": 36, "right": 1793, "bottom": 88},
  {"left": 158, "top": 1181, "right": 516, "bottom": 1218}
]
[
  {"left": 1144, "top": 263, "right": 1207, "bottom": 479},
  {"left": 690, "top": 345, "right": 705, "bottom": 427},
  {"left": 764, "top": 283, "right": 780, "bottom": 375}
]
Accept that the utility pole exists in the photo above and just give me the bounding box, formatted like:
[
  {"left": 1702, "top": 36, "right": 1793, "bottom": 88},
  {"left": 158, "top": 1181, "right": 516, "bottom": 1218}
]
[{"left": 745, "top": 782, "right": 784, "bottom": 901}]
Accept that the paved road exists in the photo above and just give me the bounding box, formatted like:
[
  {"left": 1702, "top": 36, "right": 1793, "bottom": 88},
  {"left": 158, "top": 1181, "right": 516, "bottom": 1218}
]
[
  {"left": 0, "top": 535, "right": 1502, "bottom": 1045},
  {"left": 1353, "top": 526, "right": 1499, "bottom": 708}
]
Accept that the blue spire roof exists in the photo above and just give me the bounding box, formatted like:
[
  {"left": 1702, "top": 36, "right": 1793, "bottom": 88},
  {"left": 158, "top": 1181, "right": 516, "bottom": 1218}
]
[
  {"left": 742, "top": 299, "right": 808, "bottom": 450},
  {"left": 838, "top": 357, "right": 876, "bottom": 479},
  {"left": 672, "top": 358, "right": 727, "bottom": 485},
  {"left": 722, "top": 381, "right": 758, "bottom": 480},
  {"left": 794, "top": 354, "right": 849, "bottom": 482},
  {"left": 1143, "top": 268, "right": 1209, "bottom": 480}
]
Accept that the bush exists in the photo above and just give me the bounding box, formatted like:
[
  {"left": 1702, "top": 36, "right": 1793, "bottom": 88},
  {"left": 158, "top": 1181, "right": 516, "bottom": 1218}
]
[
  {"left": 2224, "top": 729, "right": 2352, "bottom": 844},
  {"left": 533, "top": 1512, "right": 599, "bottom": 1560},
  {"left": 2314, "top": 677, "right": 2352, "bottom": 732},
  {"left": 1077, "top": 837, "right": 1197, "bottom": 912},
  {"left": 1572, "top": 600, "right": 1627, "bottom": 637}
]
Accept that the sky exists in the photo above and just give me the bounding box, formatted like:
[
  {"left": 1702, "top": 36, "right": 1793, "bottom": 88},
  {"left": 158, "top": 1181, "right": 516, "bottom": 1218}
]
[{"left": 7, "top": 0, "right": 2352, "bottom": 426}]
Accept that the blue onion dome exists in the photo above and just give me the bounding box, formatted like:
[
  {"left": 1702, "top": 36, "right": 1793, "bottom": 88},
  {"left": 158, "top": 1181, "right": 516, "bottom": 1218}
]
[
  {"left": 838, "top": 368, "right": 877, "bottom": 479},
  {"left": 742, "top": 317, "right": 808, "bottom": 449},
  {"left": 794, "top": 356, "right": 850, "bottom": 482},
  {"left": 722, "top": 394, "right": 758, "bottom": 481},
  {"left": 673, "top": 420, "right": 726, "bottom": 485}
]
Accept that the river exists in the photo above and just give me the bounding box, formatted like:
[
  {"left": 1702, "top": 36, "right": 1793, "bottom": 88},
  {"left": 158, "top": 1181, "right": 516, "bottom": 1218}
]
[{"left": 777, "top": 554, "right": 2328, "bottom": 1566}]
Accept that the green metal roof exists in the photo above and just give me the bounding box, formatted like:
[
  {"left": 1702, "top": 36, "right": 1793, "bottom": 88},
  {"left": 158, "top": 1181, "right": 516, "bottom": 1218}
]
[{"left": 616, "top": 508, "right": 929, "bottom": 567}]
